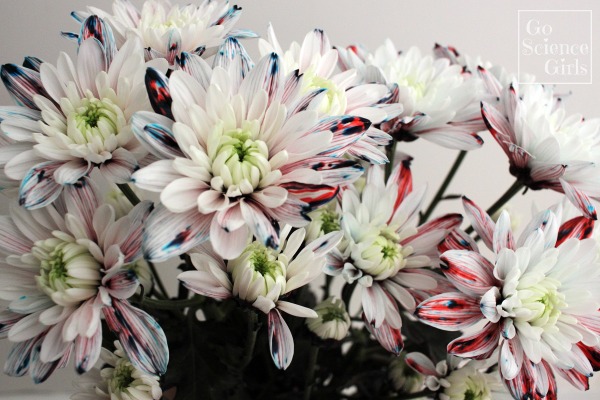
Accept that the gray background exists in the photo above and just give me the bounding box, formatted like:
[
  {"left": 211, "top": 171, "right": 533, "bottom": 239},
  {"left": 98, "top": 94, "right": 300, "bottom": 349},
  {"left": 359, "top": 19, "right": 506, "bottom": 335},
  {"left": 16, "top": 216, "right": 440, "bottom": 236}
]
[{"left": 0, "top": 0, "right": 599, "bottom": 397}]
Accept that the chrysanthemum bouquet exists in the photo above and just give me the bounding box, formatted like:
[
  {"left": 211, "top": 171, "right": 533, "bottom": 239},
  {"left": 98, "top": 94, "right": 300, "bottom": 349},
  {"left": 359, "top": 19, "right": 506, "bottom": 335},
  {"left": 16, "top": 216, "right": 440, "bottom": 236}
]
[{"left": 1, "top": 1, "right": 599, "bottom": 399}]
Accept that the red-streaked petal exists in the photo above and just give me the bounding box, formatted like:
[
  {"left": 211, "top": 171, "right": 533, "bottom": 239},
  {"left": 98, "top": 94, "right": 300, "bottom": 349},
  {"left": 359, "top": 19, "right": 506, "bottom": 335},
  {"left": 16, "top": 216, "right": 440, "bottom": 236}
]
[
  {"left": 448, "top": 322, "right": 500, "bottom": 359},
  {"left": 560, "top": 178, "right": 597, "bottom": 220},
  {"left": 143, "top": 205, "right": 211, "bottom": 262},
  {"left": 63, "top": 177, "right": 100, "bottom": 241},
  {"left": 462, "top": 196, "right": 495, "bottom": 250},
  {"left": 440, "top": 250, "right": 497, "bottom": 296},
  {"left": 439, "top": 229, "right": 479, "bottom": 253},
  {"left": 481, "top": 100, "right": 517, "bottom": 160},
  {"left": 557, "top": 216, "right": 595, "bottom": 247},
  {"left": 281, "top": 182, "right": 339, "bottom": 210},
  {"left": 363, "top": 313, "right": 404, "bottom": 355},
  {"left": 145, "top": 67, "right": 173, "bottom": 120},
  {"left": 415, "top": 292, "right": 482, "bottom": 331},
  {"left": 103, "top": 299, "right": 168, "bottom": 375},
  {"left": 79, "top": 16, "right": 116, "bottom": 65},
  {"left": 577, "top": 342, "right": 600, "bottom": 371},
  {"left": 388, "top": 155, "right": 413, "bottom": 210},
  {"left": 282, "top": 157, "right": 364, "bottom": 187},
  {"left": 405, "top": 352, "right": 438, "bottom": 377},
  {"left": 268, "top": 309, "right": 294, "bottom": 370},
  {"left": 407, "top": 213, "right": 463, "bottom": 245},
  {"left": 555, "top": 366, "right": 589, "bottom": 391},
  {"left": 313, "top": 116, "right": 372, "bottom": 157},
  {"left": 103, "top": 269, "right": 139, "bottom": 300},
  {"left": 74, "top": 327, "right": 101, "bottom": 373}
]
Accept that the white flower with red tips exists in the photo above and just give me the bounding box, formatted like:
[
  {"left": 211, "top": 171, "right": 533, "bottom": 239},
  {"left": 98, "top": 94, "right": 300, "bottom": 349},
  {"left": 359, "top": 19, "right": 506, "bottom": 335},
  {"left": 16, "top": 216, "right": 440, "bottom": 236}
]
[
  {"left": 178, "top": 226, "right": 342, "bottom": 370},
  {"left": 69, "top": 0, "right": 255, "bottom": 65},
  {"left": 0, "top": 180, "right": 168, "bottom": 382},
  {"left": 259, "top": 26, "right": 401, "bottom": 164},
  {"left": 131, "top": 46, "right": 370, "bottom": 262},
  {"left": 337, "top": 40, "right": 485, "bottom": 150},
  {"left": 0, "top": 16, "right": 166, "bottom": 210},
  {"left": 325, "top": 160, "right": 461, "bottom": 354},
  {"left": 416, "top": 197, "right": 600, "bottom": 399},
  {"left": 481, "top": 81, "right": 600, "bottom": 219}
]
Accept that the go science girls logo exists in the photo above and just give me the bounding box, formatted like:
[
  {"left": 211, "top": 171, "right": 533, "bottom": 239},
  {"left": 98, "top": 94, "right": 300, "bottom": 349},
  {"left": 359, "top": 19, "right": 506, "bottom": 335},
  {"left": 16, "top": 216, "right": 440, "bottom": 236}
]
[{"left": 518, "top": 10, "right": 592, "bottom": 84}]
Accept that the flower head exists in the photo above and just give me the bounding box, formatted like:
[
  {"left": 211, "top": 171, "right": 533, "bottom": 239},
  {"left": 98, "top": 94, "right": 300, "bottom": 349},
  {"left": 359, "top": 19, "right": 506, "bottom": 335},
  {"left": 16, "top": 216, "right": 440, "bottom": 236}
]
[
  {"left": 70, "top": 340, "right": 162, "bottom": 400},
  {"left": 481, "top": 81, "right": 600, "bottom": 219},
  {"left": 416, "top": 197, "right": 600, "bottom": 398},
  {"left": 0, "top": 16, "right": 165, "bottom": 209},
  {"left": 178, "top": 226, "right": 342, "bottom": 369},
  {"left": 325, "top": 161, "right": 461, "bottom": 353},
  {"left": 404, "top": 353, "right": 506, "bottom": 400},
  {"left": 132, "top": 46, "right": 370, "bottom": 261},
  {"left": 306, "top": 297, "right": 351, "bottom": 341},
  {"left": 69, "top": 0, "right": 255, "bottom": 65},
  {"left": 337, "top": 40, "right": 485, "bottom": 150},
  {"left": 0, "top": 180, "right": 168, "bottom": 382}
]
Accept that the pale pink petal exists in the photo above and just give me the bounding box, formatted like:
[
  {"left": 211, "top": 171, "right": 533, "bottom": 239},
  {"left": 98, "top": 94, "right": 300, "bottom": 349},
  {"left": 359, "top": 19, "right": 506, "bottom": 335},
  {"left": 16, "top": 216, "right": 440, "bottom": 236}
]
[{"left": 268, "top": 308, "right": 294, "bottom": 370}]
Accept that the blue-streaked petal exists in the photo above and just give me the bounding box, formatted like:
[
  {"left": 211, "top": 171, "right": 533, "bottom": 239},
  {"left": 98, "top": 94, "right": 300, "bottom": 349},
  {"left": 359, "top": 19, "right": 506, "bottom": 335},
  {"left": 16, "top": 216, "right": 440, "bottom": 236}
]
[
  {"left": 268, "top": 309, "right": 294, "bottom": 370},
  {"left": 240, "top": 200, "right": 280, "bottom": 250},
  {"left": 239, "top": 53, "right": 280, "bottom": 107},
  {"left": 4, "top": 336, "right": 38, "bottom": 377},
  {"left": 74, "top": 327, "right": 101, "bottom": 373},
  {"left": 131, "top": 110, "right": 182, "bottom": 159},
  {"left": 19, "top": 161, "right": 64, "bottom": 210},
  {"left": 213, "top": 37, "right": 254, "bottom": 78},
  {"left": 103, "top": 299, "right": 169, "bottom": 375},
  {"left": 22, "top": 57, "right": 44, "bottom": 72},
  {"left": 175, "top": 52, "right": 212, "bottom": 89},
  {"left": 0, "top": 64, "right": 48, "bottom": 110},
  {"left": 143, "top": 205, "right": 211, "bottom": 262},
  {"left": 312, "top": 116, "right": 371, "bottom": 157}
]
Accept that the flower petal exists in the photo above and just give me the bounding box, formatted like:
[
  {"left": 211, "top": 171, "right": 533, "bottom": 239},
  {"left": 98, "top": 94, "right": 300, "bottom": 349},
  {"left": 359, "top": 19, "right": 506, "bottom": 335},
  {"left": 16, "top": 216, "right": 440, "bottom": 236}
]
[
  {"left": 103, "top": 299, "right": 169, "bottom": 375},
  {"left": 462, "top": 196, "right": 495, "bottom": 250},
  {"left": 448, "top": 321, "right": 500, "bottom": 359},
  {"left": 268, "top": 309, "right": 294, "bottom": 370},
  {"left": 415, "top": 292, "right": 482, "bottom": 331},
  {"left": 363, "top": 314, "right": 404, "bottom": 355},
  {"left": 440, "top": 250, "right": 497, "bottom": 296},
  {"left": 145, "top": 68, "right": 173, "bottom": 120}
]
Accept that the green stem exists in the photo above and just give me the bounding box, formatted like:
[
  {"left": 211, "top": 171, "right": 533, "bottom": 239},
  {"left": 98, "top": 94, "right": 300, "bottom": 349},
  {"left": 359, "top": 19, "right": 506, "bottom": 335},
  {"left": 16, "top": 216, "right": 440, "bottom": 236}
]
[
  {"left": 303, "top": 345, "right": 320, "bottom": 400},
  {"left": 420, "top": 150, "right": 467, "bottom": 224},
  {"left": 148, "top": 261, "right": 169, "bottom": 298},
  {"left": 139, "top": 296, "right": 204, "bottom": 310},
  {"left": 241, "top": 311, "right": 259, "bottom": 368},
  {"left": 117, "top": 183, "right": 141, "bottom": 206},
  {"left": 466, "top": 179, "right": 525, "bottom": 234},
  {"left": 385, "top": 141, "right": 398, "bottom": 180},
  {"left": 341, "top": 283, "right": 356, "bottom": 313}
]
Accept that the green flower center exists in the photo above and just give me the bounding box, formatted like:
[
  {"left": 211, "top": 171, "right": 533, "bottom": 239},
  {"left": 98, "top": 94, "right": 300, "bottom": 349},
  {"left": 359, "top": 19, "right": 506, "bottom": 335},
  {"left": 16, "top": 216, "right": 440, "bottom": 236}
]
[
  {"left": 517, "top": 278, "right": 565, "bottom": 328},
  {"left": 303, "top": 69, "right": 346, "bottom": 115},
  {"left": 108, "top": 359, "right": 136, "bottom": 394},
  {"left": 212, "top": 128, "right": 270, "bottom": 190},
  {"left": 229, "top": 243, "right": 287, "bottom": 302},
  {"left": 356, "top": 228, "right": 408, "bottom": 280},
  {"left": 320, "top": 210, "right": 340, "bottom": 235},
  {"left": 69, "top": 97, "right": 124, "bottom": 144},
  {"left": 33, "top": 237, "right": 101, "bottom": 306}
]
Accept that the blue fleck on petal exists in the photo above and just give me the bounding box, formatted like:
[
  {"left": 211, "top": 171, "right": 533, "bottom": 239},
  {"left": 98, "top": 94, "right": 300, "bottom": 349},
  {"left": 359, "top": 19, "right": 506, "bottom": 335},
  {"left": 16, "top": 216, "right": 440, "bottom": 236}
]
[
  {"left": 212, "top": 5, "right": 242, "bottom": 27},
  {"left": 61, "top": 31, "right": 79, "bottom": 42},
  {"left": 19, "top": 161, "right": 65, "bottom": 210},
  {"left": 4, "top": 336, "right": 38, "bottom": 378},
  {"left": 145, "top": 68, "right": 174, "bottom": 120},
  {"left": 22, "top": 57, "right": 44, "bottom": 72},
  {"left": 131, "top": 111, "right": 182, "bottom": 159},
  {"left": 29, "top": 338, "right": 61, "bottom": 384},
  {"left": 74, "top": 328, "right": 101, "bottom": 374},
  {"left": 70, "top": 10, "right": 86, "bottom": 23},
  {"left": 78, "top": 15, "right": 116, "bottom": 64},
  {"left": 213, "top": 37, "right": 254, "bottom": 78},
  {"left": 103, "top": 299, "right": 169, "bottom": 375},
  {"left": 268, "top": 309, "right": 294, "bottom": 370},
  {"left": 0, "top": 64, "right": 49, "bottom": 110},
  {"left": 227, "top": 29, "right": 259, "bottom": 39}
]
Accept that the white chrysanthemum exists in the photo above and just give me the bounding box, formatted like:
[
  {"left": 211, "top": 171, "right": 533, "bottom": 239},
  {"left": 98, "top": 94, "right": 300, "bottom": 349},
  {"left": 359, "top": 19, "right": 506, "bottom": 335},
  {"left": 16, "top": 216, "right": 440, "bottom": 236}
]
[
  {"left": 482, "top": 81, "right": 600, "bottom": 219},
  {"left": 133, "top": 51, "right": 368, "bottom": 262},
  {"left": 179, "top": 226, "right": 342, "bottom": 369},
  {"left": 77, "top": 0, "right": 253, "bottom": 64},
  {"left": 305, "top": 202, "right": 342, "bottom": 243},
  {"left": 70, "top": 341, "right": 162, "bottom": 400},
  {"left": 337, "top": 40, "right": 485, "bottom": 150},
  {"left": 0, "top": 18, "right": 167, "bottom": 209},
  {"left": 306, "top": 297, "right": 350, "bottom": 340},
  {"left": 259, "top": 26, "right": 400, "bottom": 163}
]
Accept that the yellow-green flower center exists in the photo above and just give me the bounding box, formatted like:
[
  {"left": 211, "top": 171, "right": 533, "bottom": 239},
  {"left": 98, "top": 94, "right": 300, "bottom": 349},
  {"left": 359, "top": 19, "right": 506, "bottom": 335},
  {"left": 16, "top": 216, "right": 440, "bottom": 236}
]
[
  {"left": 229, "top": 243, "right": 287, "bottom": 302},
  {"left": 68, "top": 97, "right": 124, "bottom": 145},
  {"left": 303, "top": 69, "right": 346, "bottom": 115},
  {"left": 320, "top": 210, "right": 340, "bottom": 235},
  {"left": 212, "top": 128, "right": 270, "bottom": 190},
  {"left": 516, "top": 277, "right": 565, "bottom": 328},
  {"left": 33, "top": 237, "right": 101, "bottom": 306},
  {"left": 356, "top": 228, "right": 408, "bottom": 280},
  {"left": 109, "top": 360, "right": 136, "bottom": 393}
]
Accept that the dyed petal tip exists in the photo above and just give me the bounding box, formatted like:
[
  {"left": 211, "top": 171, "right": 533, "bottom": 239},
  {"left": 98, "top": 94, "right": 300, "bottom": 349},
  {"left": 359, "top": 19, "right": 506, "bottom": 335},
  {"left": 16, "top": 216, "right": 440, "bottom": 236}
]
[
  {"left": 145, "top": 68, "right": 173, "bottom": 120},
  {"left": 268, "top": 309, "right": 294, "bottom": 370}
]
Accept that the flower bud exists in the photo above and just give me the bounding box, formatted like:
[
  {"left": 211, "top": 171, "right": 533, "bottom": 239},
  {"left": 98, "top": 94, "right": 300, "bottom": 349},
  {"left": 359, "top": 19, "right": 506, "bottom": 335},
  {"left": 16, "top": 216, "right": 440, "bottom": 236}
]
[{"left": 306, "top": 297, "right": 350, "bottom": 340}]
